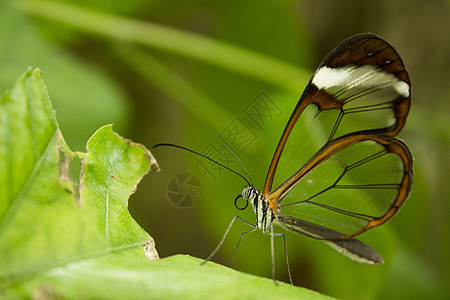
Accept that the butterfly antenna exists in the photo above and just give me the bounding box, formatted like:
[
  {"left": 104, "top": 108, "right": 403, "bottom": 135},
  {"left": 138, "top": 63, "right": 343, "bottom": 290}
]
[
  {"left": 221, "top": 144, "right": 254, "bottom": 186},
  {"left": 153, "top": 143, "right": 251, "bottom": 186}
]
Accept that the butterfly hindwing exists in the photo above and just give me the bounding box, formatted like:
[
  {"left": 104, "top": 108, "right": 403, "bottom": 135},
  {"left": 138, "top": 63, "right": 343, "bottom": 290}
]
[
  {"left": 276, "top": 214, "right": 384, "bottom": 265},
  {"left": 273, "top": 135, "right": 412, "bottom": 237}
]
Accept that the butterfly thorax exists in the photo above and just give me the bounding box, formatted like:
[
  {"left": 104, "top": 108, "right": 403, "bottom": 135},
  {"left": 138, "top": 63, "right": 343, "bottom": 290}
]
[{"left": 242, "top": 186, "right": 274, "bottom": 232}]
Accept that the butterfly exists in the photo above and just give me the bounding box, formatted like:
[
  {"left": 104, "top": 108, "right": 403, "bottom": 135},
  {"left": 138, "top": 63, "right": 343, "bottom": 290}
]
[{"left": 155, "top": 33, "right": 413, "bottom": 283}]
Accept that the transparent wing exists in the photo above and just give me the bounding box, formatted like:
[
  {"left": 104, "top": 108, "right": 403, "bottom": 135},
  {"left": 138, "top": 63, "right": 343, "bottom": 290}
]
[
  {"left": 263, "top": 34, "right": 412, "bottom": 237},
  {"left": 276, "top": 214, "right": 383, "bottom": 265},
  {"left": 271, "top": 135, "right": 412, "bottom": 237},
  {"left": 264, "top": 34, "right": 410, "bottom": 195}
]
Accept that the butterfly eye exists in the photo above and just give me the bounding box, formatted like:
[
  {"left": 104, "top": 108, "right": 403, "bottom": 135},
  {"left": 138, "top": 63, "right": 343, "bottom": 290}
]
[{"left": 234, "top": 194, "right": 249, "bottom": 210}]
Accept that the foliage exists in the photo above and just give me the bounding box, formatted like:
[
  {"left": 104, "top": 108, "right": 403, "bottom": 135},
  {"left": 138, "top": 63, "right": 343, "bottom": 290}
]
[
  {"left": 0, "top": 69, "right": 332, "bottom": 299},
  {"left": 1, "top": 0, "right": 449, "bottom": 299}
]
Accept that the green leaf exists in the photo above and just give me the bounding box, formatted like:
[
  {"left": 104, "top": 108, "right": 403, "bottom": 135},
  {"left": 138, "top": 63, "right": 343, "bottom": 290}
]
[
  {"left": 0, "top": 68, "right": 157, "bottom": 297},
  {"left": 0, "top": 68, "right": 332, "bottom": 299}
]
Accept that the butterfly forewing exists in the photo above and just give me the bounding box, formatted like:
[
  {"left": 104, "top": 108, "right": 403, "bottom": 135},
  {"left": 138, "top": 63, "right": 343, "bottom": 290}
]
[
  {"left": 268, "top": 104, "right": 329, "bottom": 192},
  {"left": 309, "top": 34, "right": 410, "bottom": 139},
  {"left": 264, "top": 33, "right": 412, "bottom": 239}
]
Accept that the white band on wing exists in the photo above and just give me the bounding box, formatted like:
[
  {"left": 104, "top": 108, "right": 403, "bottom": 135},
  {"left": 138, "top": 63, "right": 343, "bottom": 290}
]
[{"left": 312, "top": 65, "right": 410, "bottom": 99}]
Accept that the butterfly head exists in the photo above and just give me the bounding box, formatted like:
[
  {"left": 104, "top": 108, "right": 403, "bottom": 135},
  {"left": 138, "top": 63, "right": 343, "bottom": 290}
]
[
  {"left": 242, "top": 186, "right": 258, "bottom": 201},
  {"left": 234, "top": 186, "right": 258, "bottom": 211}
]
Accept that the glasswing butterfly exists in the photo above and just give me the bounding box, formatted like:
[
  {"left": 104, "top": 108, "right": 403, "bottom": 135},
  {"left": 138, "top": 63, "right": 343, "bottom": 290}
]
[{"left": 155, "top": 33, "right": 413, "bottom": 283}]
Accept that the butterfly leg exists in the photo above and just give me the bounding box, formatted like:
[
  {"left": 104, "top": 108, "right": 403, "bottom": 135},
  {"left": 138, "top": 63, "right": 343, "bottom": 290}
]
[
  {"left": 230, "top": 223, "right": 258, "bottom": 264},
  {"left": 201, "top": 215, "right": 256, "bottom": 265},
  {"left": 266, "top": 225, "right": 293, "bottom": 285}
]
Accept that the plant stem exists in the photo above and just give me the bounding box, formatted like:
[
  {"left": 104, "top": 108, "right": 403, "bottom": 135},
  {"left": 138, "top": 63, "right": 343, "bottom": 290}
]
[{"left": 16, "top": 0, "right": 311, "bottom": 91}]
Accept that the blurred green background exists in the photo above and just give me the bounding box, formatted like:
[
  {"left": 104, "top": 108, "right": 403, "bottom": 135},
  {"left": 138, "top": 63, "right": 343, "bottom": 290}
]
[{"left": 1, "top": 0, "right": 448, "bottom": 299}]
